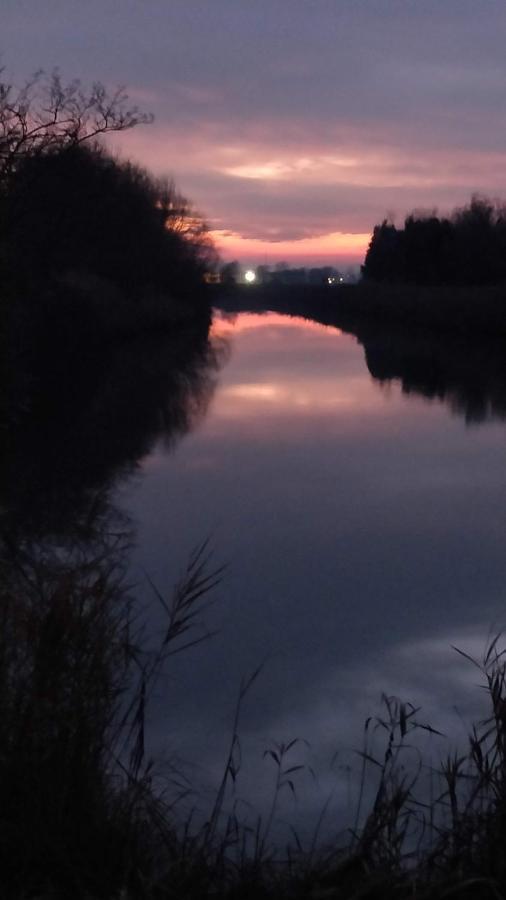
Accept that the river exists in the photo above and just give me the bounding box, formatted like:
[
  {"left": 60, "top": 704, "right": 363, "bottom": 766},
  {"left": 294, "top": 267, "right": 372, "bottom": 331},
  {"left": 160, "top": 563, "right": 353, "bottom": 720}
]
[
  {"left": 5, "top": 302, "right": 506, "bottom": 842},
  {"left": 106, "top": 307, "right": 506, "bottom": 839}
]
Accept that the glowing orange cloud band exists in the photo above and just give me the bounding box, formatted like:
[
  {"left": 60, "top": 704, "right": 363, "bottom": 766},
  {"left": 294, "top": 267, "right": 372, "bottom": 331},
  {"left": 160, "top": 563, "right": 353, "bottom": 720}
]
[{"left": 211, "top": 229, "right": 370, "bottom": 263}]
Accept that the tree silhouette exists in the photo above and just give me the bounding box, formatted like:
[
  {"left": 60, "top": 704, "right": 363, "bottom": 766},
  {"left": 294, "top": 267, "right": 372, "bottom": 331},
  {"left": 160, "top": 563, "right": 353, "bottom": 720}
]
[
  {"left": 363, "top": 196, "right": 506, "bottom": 286},
  {"left": 1, "top": 142, "right": 215, "bottom": 293},
  {"left": 0, "top": 69, "right": 152, "bottom": 183}
]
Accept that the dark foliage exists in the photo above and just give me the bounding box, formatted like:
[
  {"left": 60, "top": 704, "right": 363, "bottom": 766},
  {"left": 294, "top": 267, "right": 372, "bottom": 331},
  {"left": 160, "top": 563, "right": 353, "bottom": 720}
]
[
  {"left": 1, "top": 142, "right": 215, "bottom": 297},
  {"left": 362, "top": 196, "right": 506, "bottom": 286},
  {"left": 0, "top": 70, "right": 217, "bottom": 337},
  {"left": 220, "top": 260, "right": 241, "bottom": 284}
]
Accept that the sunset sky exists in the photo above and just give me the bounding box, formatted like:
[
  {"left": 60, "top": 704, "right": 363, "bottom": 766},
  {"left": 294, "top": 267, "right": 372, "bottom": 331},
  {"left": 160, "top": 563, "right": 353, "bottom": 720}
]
[{"left": 4, "top": 0, "right": 506, "bottom": 265}]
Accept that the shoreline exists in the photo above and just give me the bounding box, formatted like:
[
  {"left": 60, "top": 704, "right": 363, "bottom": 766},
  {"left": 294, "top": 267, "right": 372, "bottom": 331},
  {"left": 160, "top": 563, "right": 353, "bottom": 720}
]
[{"left": 213, "top": 282, "right": 506, "bottom": 342}]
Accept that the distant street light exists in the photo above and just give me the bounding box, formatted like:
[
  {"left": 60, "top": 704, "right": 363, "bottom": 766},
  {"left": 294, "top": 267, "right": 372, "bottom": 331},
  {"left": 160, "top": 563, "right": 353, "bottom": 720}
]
[{"left": 244, "top": 269, "right": 256, "bottom": 283}]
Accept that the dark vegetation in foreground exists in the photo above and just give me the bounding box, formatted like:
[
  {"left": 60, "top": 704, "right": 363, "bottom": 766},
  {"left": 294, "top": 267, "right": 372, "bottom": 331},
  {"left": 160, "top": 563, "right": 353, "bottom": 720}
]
[{"left": 3, "top": 526, "right": 506, "bottom": 900}]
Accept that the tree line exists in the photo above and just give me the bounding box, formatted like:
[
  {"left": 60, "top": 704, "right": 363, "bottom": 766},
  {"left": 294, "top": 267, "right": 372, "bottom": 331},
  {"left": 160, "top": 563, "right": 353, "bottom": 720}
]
[
  {"left": 0, "top": 70, "right": 215, "bottom": 307},
  {"left": 362, "top": 196, "right": 506, "bottom": 286}
]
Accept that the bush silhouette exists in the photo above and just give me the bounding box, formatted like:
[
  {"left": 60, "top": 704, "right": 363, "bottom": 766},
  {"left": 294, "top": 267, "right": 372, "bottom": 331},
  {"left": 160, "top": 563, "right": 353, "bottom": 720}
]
[
  {"left": 363, "top": 196, "right": 506, "bottom": 286},
  {"left": 1, "top": 142, "right": 215, "bottom": 296}
]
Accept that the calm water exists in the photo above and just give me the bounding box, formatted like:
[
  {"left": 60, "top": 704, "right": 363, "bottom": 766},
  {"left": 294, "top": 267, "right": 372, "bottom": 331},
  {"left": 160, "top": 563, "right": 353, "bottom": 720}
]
[
  {"left": 7, "top": 303, "right": 506, "bottom": 838},
  {"left": 110, "top": 308, "right": 506, "bottom": 834}
]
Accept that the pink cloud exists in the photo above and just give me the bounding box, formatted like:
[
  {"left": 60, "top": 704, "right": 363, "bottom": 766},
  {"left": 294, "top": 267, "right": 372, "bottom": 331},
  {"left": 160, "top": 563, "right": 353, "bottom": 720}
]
[
  {"left": 109, "top": 115, "right": 506, "bottom": 262},
  {"left": 211, "top": 229, "right": 370, "bottom": 265}
]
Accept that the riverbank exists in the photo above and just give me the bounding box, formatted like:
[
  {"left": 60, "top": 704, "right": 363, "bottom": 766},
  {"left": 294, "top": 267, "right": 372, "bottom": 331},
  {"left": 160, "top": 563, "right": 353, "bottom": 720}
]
[
  {"left": 1, "top": 273, "right": 212, "bottom": 353},
  {"left": 216, "top": 283, "right": 506, "bottom": 426},
  {"left": 215, "top": 281, "right": 506, "bottom": 340},
  {"left": 1, "top": 276, "right": 213, "bottom": 447}
]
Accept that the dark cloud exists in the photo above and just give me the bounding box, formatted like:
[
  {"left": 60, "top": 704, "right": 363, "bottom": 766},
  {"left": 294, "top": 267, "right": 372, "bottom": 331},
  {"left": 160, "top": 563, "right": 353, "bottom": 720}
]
[{"left": 183, "top": 172, "right": 484, "bottom": 241}]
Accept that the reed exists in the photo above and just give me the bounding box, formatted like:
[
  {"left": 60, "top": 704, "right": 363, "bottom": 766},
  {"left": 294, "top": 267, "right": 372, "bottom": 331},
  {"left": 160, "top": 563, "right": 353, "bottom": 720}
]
[{"left": 3, "top": 531, "right": 506, "bottom": 898}]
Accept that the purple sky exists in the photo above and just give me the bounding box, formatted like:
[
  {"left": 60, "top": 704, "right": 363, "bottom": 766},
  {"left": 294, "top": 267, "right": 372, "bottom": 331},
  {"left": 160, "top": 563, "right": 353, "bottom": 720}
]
[{"left": 3, "top": 0, "right": 506, "bottom": 263}]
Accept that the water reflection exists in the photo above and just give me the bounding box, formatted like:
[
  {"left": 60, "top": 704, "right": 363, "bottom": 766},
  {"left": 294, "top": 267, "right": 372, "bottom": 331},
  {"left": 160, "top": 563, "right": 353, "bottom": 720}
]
[
  {"left": 5, "top": 296, "right": 506, "bottom": 851},
  {"left": 0, "top": 313, "right": 226, "bottom": 888},
  {"left": 217, "top": 292, "right": 506, "bottom": 426},
  {"left": 2, "top": 321, "right": 225, "bottom": 539},
  {"left": 362, "top": 328, "right": 506, "bottom": 425},
  {"left": 128, "top": 306, "right": 506, "bottom": 841}
]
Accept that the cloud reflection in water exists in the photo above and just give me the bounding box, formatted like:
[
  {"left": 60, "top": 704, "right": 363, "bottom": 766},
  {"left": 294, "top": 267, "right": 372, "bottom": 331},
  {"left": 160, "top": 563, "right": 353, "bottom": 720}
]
[{"left": 127, "top": 311, "right": 506, "bottom": 838}]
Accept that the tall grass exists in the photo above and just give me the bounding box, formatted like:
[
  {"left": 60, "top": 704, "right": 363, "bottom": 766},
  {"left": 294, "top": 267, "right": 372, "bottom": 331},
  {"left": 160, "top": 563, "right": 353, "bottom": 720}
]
[
  {"left": 4, "top": 526, "right": 506, "bottom": 898},
  {"left": 0, "top": 528, "right": 225, "bottom": 898}
]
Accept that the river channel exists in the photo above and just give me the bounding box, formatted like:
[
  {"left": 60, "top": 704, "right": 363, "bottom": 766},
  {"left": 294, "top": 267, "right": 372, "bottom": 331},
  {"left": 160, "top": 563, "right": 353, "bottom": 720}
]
[{"left": 109, "top": 307, "right": 506, "bottom": 837}]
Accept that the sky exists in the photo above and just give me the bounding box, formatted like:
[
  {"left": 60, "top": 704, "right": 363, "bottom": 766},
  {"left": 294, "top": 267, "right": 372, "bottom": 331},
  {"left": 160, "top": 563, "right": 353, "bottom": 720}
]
[{"left": 3, "top": 0, "right": 506, "bottom": 265}]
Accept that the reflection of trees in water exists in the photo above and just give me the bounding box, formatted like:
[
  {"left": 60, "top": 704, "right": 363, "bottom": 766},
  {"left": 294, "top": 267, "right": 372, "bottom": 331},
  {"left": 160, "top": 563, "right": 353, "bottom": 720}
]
[
  {"left": 0, "top": 313, "right": 227, "bottom": 893},
  {"left": 217, "top": 290, "right": 506, "bottom": 427},
  {"left": 359, "top": 328, "right": 506, "bottom": 425},
  {"left": 1, "top": 321, "right": 228, "bottom": 538}
]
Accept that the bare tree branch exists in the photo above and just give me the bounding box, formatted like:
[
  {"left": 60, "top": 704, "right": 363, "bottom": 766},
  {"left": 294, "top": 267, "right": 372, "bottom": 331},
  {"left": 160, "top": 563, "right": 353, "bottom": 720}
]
[{"left": 0, "top": 69, "right": 153, "bottom": 182}]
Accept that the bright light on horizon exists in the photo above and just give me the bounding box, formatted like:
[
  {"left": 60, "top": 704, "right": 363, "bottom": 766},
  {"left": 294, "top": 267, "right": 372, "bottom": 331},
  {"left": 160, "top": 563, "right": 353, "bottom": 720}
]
[{"left": 244, "top": 269, "right": 256, "bottom": 283}]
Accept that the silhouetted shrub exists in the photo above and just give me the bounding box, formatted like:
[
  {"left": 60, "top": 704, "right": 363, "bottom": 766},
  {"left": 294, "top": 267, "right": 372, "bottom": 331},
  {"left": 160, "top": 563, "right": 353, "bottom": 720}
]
[
  {"left": 363, "top": 196, "right": 506, "bottom": 286},
  {"left": 1, "top": 142, "right": 215, "bottom": 297}
]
